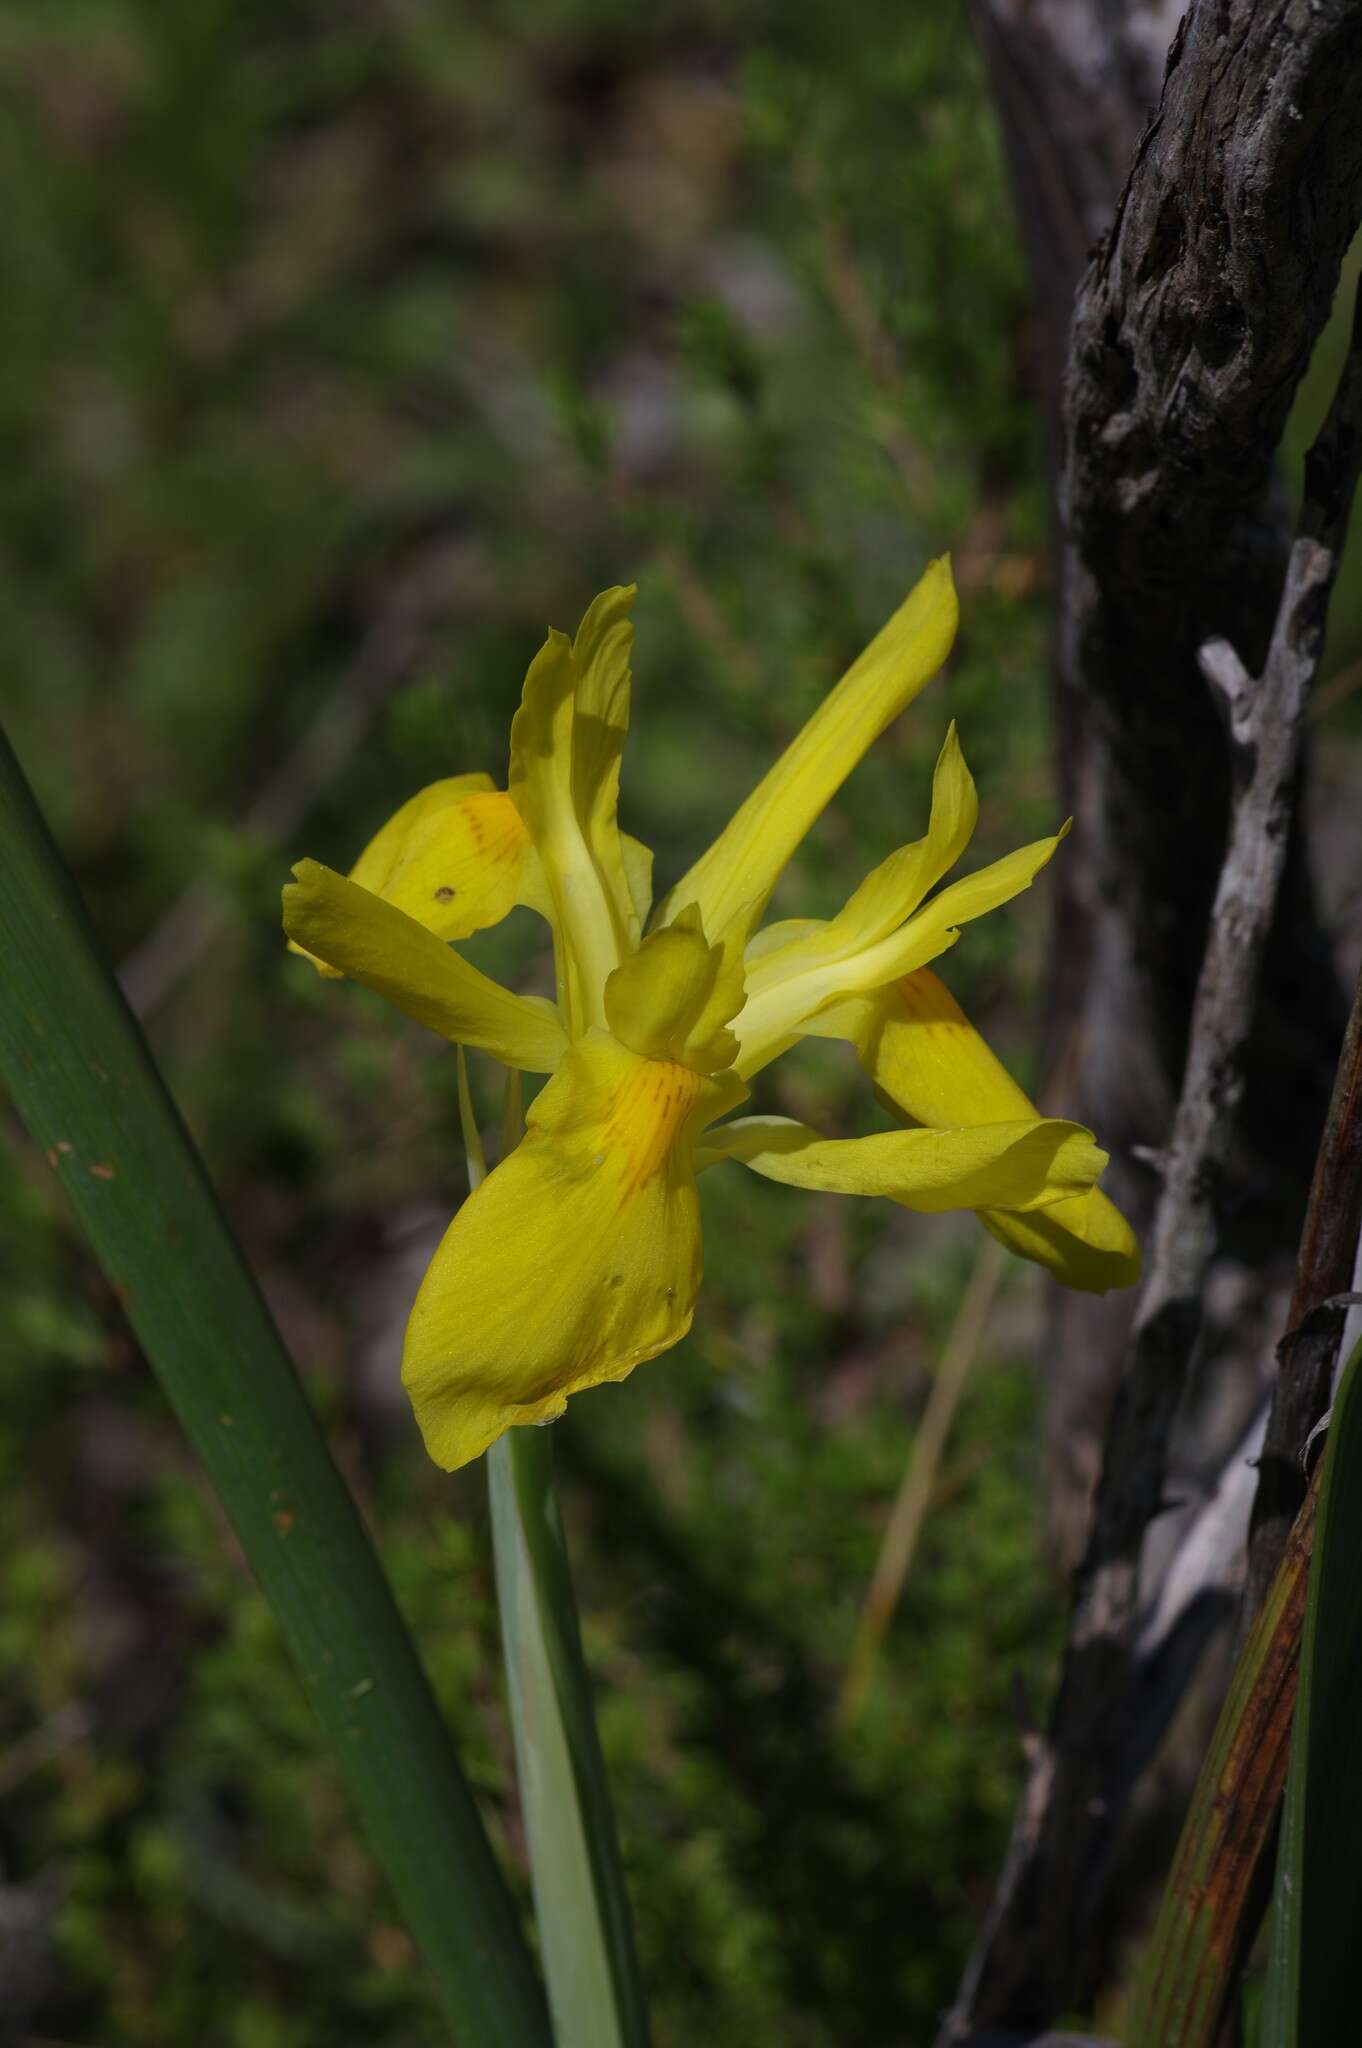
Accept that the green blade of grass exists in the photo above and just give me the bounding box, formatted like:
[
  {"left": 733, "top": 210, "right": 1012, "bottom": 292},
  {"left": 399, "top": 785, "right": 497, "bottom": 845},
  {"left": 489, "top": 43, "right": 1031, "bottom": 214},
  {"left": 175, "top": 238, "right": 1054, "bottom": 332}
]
[
  {"left": 0, "top": 727, "right": 550, "bottom": 2046},
  {"left": 1260, "top": 1332, "right": 1362, "bottom": 2044}
]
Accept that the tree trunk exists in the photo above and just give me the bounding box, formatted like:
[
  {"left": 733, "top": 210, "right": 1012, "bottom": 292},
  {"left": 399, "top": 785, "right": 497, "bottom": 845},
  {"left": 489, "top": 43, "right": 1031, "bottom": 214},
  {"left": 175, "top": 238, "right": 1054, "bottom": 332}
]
[
  {"left": 972, "top": 0, "right": 1351, "bottom": 1569},
  {"left": 950, "top": 0, "right": 1362, "bottom": 2031}
]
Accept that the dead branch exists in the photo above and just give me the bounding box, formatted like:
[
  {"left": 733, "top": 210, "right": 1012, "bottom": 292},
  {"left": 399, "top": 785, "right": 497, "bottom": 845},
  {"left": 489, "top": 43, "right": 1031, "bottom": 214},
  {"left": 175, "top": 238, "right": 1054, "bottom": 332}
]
[
  {"left": 1059, "top": 2, "right": 1362, "bottom": 1168},
  {"left": 941, "top": 1, "right": 1362, "bottom": 2024},
  {"left": 1244, "top": 278, "right": 1362, "bottom": 1617},
  {"left": 966, "top": 1, "right": 1172, "bottom": 427},
  {"left": 972, "top": 0, "right": 1357, "bottom": 1585},
  {"left": 1112, "top": 1400, "right": 1267, "bottom": 1813},
  {"left": 838, "top": 1238, "right": 1008, "bottom": 1728},
  {"left": 941, "top": 528, "right": 1330, "bottom": 2038},
  {"left": 1241, "top": 962, "right": 1362, "bottom": 1601}
]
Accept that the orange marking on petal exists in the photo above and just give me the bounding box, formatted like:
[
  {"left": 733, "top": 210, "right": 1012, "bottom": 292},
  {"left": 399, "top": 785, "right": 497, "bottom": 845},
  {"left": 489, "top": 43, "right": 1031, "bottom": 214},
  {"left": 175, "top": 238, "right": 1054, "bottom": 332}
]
[
  {"left": 600, "top": 1059, "right": 703, "bottom": 1200},
  {"left": 455, "top": 794, "right": 528, "bottom": 871}
]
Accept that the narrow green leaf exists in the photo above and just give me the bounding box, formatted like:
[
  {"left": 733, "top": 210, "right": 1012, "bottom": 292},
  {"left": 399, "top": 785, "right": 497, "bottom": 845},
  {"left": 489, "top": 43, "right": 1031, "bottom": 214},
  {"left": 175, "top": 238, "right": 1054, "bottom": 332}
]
[
  {"left": 489, "top": 1430, "right": 651, "bottom": 2048},
  {"left": 1262, "top": 1332, "right": 1362, "bottom": 2043},
  {"left": 0, "top": 728, "right": 549, "bottom": 2045}
]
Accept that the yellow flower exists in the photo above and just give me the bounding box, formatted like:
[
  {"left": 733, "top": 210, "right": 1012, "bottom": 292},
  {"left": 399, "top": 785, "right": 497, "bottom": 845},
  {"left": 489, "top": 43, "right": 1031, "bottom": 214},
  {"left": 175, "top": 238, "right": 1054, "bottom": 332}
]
[{"left": 283, "top": 562, "right": 1139, "bottom": 1470}]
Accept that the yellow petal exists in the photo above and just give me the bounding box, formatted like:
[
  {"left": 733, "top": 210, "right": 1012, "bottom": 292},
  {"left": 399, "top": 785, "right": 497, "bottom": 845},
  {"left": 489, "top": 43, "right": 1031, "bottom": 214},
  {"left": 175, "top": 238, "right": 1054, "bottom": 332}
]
[
  {"left": 621, "top": 831, "right": 655, "bottom": 932},
  {"left": 657, "top": 557, "right": 958, "bottom": 944},
  {"left": 346, "top": 778, "right": 546, "bottom": 934},
  {"left": 816, "top": 722, "right": 978, "bottom": 956},
  {"left": 571, "top": 587, "right": 640, "bottom": 926},
  {"left": 604, "top": 904, "right": 745, "bottom": 1075},
  {"left": 508, "top": 588, "right": 642, "bottom": 1029},
  {"left": 980, "top": 1190, "right": 1142, "bottom": 1294},
  {"left": 734, "top": 722, "right": 977, "bottom": 1049},
  {"left": 811, "top": 969, "right": 1141, "bottom": 1292},
  {"left": 733, "top": 817, "right": 1066, "bottom": 1075},
  {"left": 743, "top": 917, "right": 825, "bottom": 963},
  {"left": 282, "top": 859, "right": 567, "bottom": 1072},
  {"left": 402, "top": 1034, "right": 744, "bottom": 1469},
  {"left": 696, "top": 1113, "right": 1106, "bottom": 1211},
  {"left": 810, "top": 969, "right": 1036, "bottom": 1122},
  {"left": 288, "top": 777, "right": 548, "bottom": 978},
  {"left": 868, "top": 821, "right": 1070, "bottom": 981}
]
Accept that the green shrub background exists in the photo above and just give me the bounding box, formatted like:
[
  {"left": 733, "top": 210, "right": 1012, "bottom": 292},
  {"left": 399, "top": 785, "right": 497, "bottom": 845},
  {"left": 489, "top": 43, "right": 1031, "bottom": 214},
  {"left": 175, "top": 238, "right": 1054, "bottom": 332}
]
[{"left": 6, "top": 5, "right": 1358, "bottom": 2042}]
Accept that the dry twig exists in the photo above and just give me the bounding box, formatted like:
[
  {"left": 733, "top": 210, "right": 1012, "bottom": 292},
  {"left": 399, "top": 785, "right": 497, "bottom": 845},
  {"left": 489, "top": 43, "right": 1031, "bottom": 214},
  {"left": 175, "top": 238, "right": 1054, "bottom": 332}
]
[
  {"left": 1242, "top": 276, "right": 1362, "bottom": 1616},
  {"left": 975, "top": 0, "right": 1361, "bottom": 1591},
  {"left": 838, "top": 1237, "right": 1008, "bottom": 1729},
  {"left": 942, "top": 540, "right": 1328, "bottom": 2041},
  {"left": 944, "top": 260, "right": 1362, "bottom": 2035},
  {"left": 1239, "top": 957, "right": 1362, "bottom": 1625}
]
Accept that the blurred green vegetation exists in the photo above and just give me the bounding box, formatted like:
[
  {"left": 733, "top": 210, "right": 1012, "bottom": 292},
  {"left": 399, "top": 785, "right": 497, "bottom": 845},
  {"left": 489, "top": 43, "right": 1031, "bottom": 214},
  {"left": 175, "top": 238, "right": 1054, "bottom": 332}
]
[{"left": 13, "top": 2, "right": 1355, "bottom": 2044}]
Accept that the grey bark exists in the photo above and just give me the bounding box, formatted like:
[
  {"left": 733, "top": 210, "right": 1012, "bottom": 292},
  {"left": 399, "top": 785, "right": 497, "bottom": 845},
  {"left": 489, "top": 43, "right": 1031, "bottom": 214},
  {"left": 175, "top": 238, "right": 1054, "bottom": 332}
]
[
  {"left": 944, "top": 530, "right": 1344, "bottom": 2041},
  {"left": 1060, "top": 0, "right": 1357, "bottom": 1198},
  {"left": 1243, "top": 287, "right": 1362, "bottom": 1615},
  {"left": 971, "top": 0, "right": 1352, "bottom": 1572},
  {"left": 969, "top": 2, "right": 1176, "bottom": 424},
  {"left": 970, "top": 0, "right": 1177, "bottom": 1572},
  {"left": 951, "top": 0, "right": 1362, "bottom": 2032}
]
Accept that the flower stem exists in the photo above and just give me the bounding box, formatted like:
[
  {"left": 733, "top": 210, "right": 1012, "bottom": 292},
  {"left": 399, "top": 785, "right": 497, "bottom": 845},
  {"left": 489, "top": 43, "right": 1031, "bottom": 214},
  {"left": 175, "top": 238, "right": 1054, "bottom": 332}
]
[{"left": 470, "top": 1065, "right": 651, "bottom": 2048}]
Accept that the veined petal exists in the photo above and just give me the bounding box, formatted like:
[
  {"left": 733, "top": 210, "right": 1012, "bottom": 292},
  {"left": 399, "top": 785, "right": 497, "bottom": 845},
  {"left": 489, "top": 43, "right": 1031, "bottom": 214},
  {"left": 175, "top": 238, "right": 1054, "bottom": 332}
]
[
  {"left": 732, "top": 820, "right": 1066, "bottom": 1074},
  {"left": 811, "top": 969, "right": 1140, "bottom": 1292},
  {"left": 402, "top": 1034, "right": 745, "bottom": 1470},
  {"left": 282, "top": 860, "right": 567, "bottom": 1072},
  {"left": 604, "top": 904, "right": 745, "bottom": 1074},
  {"left": 508, "top": 588, "right": 643, "bottom": 1030},
  {"left": 289, "top": 776, "right": 548, "bottom": 978},
  {"left": 657, "top": 557, "right": 958, "bottom": 946},
  {"left": 816, "top": 721, "right": 977, "bottom": 956},
  {"left": 621, "top": 831, "right": 655, "bottom": 932},
  {"left": 696, "top": 1113, "right": 1106, "bottom": 1212},
  {"left": 980, "top": 1191, "right": 1141, "bottom": 1294},
  {"left": 866, "top": 821, "right": 1070, "bottom": 981},
  {"left": 572, "top": 588, "right": 642, "bottom": 929},
  {"left": 809, "top": 970, "right": 1037, "bottom": 1122},
  {"left": 743, "top": 917, "right": 825, "bottom": 963},
  {"left": 737, "top": 721, "right": 976, "bottom": 1007}
]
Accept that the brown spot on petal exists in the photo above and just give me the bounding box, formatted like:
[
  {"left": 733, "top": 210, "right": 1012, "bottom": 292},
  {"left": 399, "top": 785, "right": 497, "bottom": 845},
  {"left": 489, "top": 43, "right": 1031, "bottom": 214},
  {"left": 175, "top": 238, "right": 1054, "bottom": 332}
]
[{"left": 433, "top": 886, "right": 456, "bottom": 902}]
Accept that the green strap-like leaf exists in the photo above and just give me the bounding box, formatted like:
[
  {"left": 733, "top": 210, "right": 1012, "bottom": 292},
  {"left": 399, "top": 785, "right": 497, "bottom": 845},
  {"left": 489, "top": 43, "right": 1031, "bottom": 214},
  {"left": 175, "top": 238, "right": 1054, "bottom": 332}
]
[
  {"left": 1262, "top": 1330, "right": 1362, "bottom": 2043},
  {"left": 489, "top": 1428, "right": 652, "bottom": 2048},
  {"left": 0, "top": 727, "right": 549, "bottom": 2045}
]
